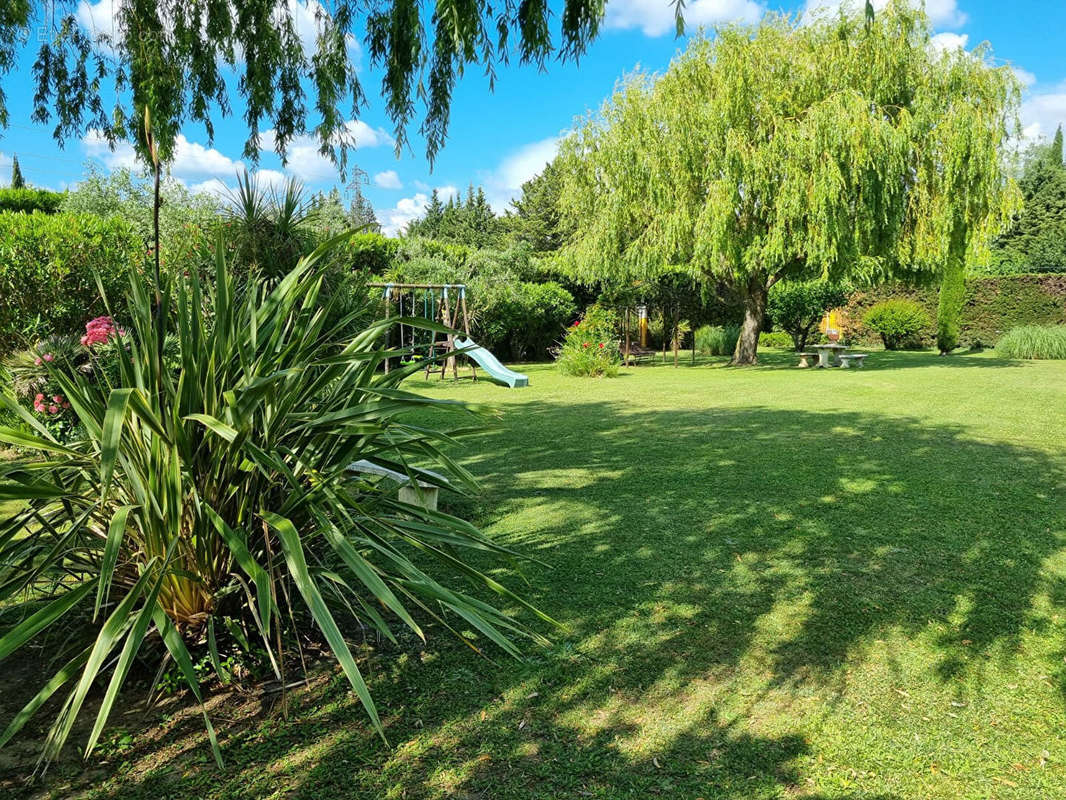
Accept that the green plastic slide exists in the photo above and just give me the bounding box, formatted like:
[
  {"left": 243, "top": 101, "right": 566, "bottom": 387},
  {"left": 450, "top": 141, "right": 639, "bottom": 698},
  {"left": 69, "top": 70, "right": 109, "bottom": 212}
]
[{"left": 454, "top": 337, "right": 529, "bottom": 388}]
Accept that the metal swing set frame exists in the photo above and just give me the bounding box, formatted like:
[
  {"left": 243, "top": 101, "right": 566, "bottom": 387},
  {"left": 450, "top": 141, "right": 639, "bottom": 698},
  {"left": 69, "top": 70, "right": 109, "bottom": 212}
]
[{"left": 370, "top": 282, "right": 477, "bottom": 381}]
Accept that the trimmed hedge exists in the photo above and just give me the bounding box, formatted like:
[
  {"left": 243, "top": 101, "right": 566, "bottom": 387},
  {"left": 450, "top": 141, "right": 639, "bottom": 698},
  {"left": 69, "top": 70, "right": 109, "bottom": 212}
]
[
  {"left": 844, "top": 274, "right": 1066, "bottom": 348},
  {"left": 0, "top": 188, "right": 65, "bottom": 214},
  {"left": 0, "top": 211, "right": 143, "bottom": 350}
]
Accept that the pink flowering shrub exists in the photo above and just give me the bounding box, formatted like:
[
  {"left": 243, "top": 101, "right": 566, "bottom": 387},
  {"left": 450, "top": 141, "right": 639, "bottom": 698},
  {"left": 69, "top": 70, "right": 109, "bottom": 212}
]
[
  {"left": 5, "top": 318, "right": 126, "bottom": 442},
  {"left": 81, "top": 316, "right": 123, "bottom": 346}
]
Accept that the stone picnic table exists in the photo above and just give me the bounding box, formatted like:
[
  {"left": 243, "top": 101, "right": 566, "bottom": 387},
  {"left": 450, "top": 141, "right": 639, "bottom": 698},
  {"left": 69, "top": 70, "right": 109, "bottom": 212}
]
[{"left": 812, "top": 342, "right": 848, "bottom": 368}]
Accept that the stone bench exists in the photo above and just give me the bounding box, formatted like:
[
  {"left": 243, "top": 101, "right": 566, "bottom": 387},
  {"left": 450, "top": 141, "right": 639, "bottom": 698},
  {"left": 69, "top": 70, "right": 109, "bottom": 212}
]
[
  {"left": 838, "top": 353, "right": 868, "bottom": 369},
  {"left": 347, "top": 459, "right": 449, "bottom": 511},
  {"left": 797, "top": 352, "right": 817, "bottom": 368}
]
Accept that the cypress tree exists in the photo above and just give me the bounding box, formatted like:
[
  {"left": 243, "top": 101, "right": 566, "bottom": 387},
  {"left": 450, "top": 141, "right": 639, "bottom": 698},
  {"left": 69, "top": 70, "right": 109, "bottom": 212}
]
[{"left": 10, "top": 154, "right": 24, "bottom": 188}]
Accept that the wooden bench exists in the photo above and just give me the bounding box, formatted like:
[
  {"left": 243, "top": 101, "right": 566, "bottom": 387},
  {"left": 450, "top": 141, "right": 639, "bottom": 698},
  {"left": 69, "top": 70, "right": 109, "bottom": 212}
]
[
  {"left": 838, "top": 353, "right": 868, "bottom": 369},
  {"left": 621, "top": 344, "right": 657, "bottom": 365},
  {"left": 347, "top": 459, "right": 449, "bottom": 511},
  {"left": 797, "top": 352, "right": 817, "bottom": 368}
]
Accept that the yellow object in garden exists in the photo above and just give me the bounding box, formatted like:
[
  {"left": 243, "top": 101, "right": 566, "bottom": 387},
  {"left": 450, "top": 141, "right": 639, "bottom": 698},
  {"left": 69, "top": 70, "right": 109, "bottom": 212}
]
[{"left": 820, "top": 310, "right": 839, "bottom": 333}]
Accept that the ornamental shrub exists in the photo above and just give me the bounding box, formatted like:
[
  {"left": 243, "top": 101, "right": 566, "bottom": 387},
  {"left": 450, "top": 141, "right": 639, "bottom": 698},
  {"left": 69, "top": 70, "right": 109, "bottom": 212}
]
[
  {"left": 937, "top": 252, "right": 966, "bottom": 353},
  {"left": 346, "top": 232, "right": 399, "bottom": 274},
  {"left": 695, "top": 324, "right": 741, "bottom": 356},
  {"left": 479, "top": 281, "right": 576, "bottom": 361},
  {"left": 555, "top": 305, "right": 620, "bottom": 376},
  {"left": 994, "top": 325, "right": 1066, "bottom": 359},
  {"left": 863, "top": 299, "right": 930, "bottom": 350},
  {"left": 0, "top": 212, "right": 142, "bottom": 350},
  {"left": 758, "top": 330, "right": 794, "bottom": 348}
]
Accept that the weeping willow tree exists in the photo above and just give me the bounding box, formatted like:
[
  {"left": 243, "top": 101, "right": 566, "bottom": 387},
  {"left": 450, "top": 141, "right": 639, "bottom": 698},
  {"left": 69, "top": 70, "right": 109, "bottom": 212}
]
[{"left": 556, "top": 1, "right": 1020, "bottom": 364}]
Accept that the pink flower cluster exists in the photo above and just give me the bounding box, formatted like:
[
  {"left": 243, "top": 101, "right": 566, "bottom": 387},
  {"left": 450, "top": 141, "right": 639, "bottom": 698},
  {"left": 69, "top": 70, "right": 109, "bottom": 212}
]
[
  {"left": 33, "top": 353, "right": 54, "bottom": 366},
  {"left": 81, "top": 316, "right": 122, "bottom": 347},
  {"left": 33, "top": 393, "right": 70, "bottom": 415}
]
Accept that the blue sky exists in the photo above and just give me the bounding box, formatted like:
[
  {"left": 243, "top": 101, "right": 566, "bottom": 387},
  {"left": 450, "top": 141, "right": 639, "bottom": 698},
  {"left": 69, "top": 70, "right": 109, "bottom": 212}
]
[{"left": 1, "top": 0, "right": 1064, "bottom": 234}]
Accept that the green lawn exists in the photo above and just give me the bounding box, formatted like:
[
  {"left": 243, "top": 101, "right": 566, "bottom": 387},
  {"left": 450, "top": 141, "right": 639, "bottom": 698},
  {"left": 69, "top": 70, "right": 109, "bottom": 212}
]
[{"left": 21, "top": 350, "right": 1066, "bottom": 798}]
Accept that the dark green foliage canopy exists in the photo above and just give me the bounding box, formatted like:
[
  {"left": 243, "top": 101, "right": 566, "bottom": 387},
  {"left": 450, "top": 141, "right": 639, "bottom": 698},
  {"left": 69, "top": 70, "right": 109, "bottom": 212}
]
[
  {"left": 2, "top": 0, "right": 613, "bottom": 167},
  {"left": 993, "top": 126, "right": 1066, "bottom": 271},
  {"left": 406, "top": 184, "right": 502, "bottom": 247},
  {"left": 505, "top": 160, "right": 570, "bottom": 253}
]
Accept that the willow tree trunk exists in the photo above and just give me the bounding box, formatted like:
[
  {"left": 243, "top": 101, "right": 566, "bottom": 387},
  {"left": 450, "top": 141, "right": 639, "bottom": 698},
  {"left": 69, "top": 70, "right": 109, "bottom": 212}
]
[{"left": 732, "top": 275, "right": 768, "bottom": 365}]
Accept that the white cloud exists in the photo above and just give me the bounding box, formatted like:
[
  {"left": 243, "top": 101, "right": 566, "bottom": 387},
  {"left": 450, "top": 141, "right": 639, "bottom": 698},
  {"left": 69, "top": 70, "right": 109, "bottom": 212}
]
[
  {"left": 373, "top": 169, "right": 403, "bottom": 189},
  {"left": 478, "top": 136, "right": 562, "bottom": 213},
  {"left": 171, "top": 135, "right": 243, "bottom": 178},
  {"left": 0, "top": 152, "right": 11, "bottom": 173},
  {"left": 188, "top": 178, "right": 231, "bottom": 197},
  {"left": 380, "top": 185, "right": 457, "bottom": 236},
  {"left": 804, "top": 0, "right": 967, "bottom": 28},
  {"left": 82, "top": 129, "right": 139, "bottom": 170},
  {"left": 929, "top": 32, "right": 968, "bottom": 53},
  {"left": 76, "top": 0, "right": 119, "bottom": 54},
  {"left": 606, "top": 0, "right": 763, "bottom": 37},
  {"left": 260, "top": 120, "right": 394, "bottom": 182},
  {"left": 83, "top": 119, "right": 393, "bottom": 188},
  {"left": 189, "top": 169, "right": 289, "bottom": 199},
  {"left": 1021, "top": 82, "right": 1066, "bottom": 142},
  {"left": 82, "top": 129, "right": 243, "bottom": 182}
]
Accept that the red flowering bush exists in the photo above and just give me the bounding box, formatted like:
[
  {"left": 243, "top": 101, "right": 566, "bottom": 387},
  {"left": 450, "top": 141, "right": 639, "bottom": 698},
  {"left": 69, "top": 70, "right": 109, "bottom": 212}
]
[{"left": 554, "top": 305, "right": 620, "bottom": 377}]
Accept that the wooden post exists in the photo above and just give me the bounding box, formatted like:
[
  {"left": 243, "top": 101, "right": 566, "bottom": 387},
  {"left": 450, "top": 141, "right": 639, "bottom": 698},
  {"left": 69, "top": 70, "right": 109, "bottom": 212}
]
[
  {"left": 662, "top": 312, "right": 667, "bottom": 363},
  {"left": 624, "top": 308, "right": 631, "bottom": 367},
  {"left": 673, "top": 309, "right": 679, "bottom": 367}
]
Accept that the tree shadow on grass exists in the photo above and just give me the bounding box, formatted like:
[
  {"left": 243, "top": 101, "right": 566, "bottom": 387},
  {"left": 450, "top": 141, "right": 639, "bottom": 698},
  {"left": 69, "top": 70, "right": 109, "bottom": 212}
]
[{"left": 27, "top": 399, "right": 1066, "bottom": 799}]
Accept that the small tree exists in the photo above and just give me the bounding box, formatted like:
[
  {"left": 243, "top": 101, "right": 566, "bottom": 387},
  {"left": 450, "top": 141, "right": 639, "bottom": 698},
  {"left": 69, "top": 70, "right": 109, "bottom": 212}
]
[
  {"left": 768, "top": 281, "right": 850, "bottom": 351},
  {"left": 352, "top": 195, "right": 381, "bottom": 233},
  {"left": 9, "top": 154, "right": 24, "bottom": 188}
]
